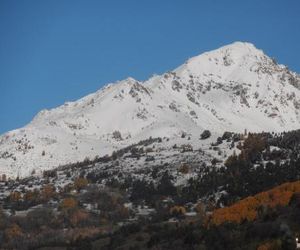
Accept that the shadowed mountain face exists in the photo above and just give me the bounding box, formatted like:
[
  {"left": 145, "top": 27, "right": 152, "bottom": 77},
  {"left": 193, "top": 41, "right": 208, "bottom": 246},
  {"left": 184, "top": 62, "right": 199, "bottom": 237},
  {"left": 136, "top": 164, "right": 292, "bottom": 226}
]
[{"left": 1, "top": 42, "right": 300, "bottom": 177}]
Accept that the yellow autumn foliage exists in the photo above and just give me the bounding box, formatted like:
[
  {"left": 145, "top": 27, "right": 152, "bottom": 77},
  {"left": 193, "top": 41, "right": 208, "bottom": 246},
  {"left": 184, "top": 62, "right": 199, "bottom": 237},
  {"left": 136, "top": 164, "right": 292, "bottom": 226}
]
[
  {"left": 211, "top": 180, "right": 300, "bottom": 226},
  {"left": 74, "top": 177, "right": 88, "bottom": 191},
  {"left": 170, "top": 206, "right": 186, "bottom": 216},
  {"left": 60, "top": 197, "right": 78, "bottom": 211},
  {"left": 41, "top": 184, "right": 56, "bottom": 201},
  {"left": 9, "top": 191, "right": 21, "bottom": 202},
  {"left": 257, "top": 240, "right": 281, "bottom": 250},
  {"left": 5, "top": 223, "right": 23, "bottom": 240}
]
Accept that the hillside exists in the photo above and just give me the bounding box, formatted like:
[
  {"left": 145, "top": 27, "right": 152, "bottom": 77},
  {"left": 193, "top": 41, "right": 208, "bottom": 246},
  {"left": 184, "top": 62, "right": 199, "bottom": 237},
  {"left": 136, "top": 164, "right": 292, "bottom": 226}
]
[{"left": 1, "top": 131, "right": 300, "bottom": 250}]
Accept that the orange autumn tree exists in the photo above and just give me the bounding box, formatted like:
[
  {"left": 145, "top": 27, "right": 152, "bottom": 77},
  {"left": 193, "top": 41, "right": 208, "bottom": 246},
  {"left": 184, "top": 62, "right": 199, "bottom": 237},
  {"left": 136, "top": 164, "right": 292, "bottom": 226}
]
[
  {"left": 69, "top": 209, "right": 89, "bottom": 226},
  {"left": 41, "top": 184, "right": 56, "bottom": 201},
  {"left": 9, "top": 191, "right": 22, "bottom": 202},
  {"left": 170, "top": 206, "right": 186, "bottom": 217},
  {"left": 60, "top": 197, "right": 78, "bottom": 212},
  {"left": 5, "top": 223, "right": 23, "bottom": 240},
  {"left": 211, "top": 180, "right": 300, "bottom": 226},
  {"left": 74, "top": 177, "right": 88, "bottom": 191},
  {"left": 24, "top": 189, "right": 40, "bottom": 202},
  {"left": 257, "top": 240, "right": 281, "bottom": 250}
]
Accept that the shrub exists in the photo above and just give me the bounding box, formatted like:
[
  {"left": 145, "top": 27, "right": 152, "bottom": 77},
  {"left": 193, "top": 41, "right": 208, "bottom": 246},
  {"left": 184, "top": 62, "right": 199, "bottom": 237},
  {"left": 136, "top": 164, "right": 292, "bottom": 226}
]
[
  {"left": 200, "top": 130, "right": 211, "bottom": 140},
  {"left": 112, "top": 130, "right": 123, "bottom": 141},
  {"left": 9, "top": 191, "right": 22, "bottom": 202},
  {"left": 5, "top": 223, "right": 23, "bottom": 240},
  {"left": 170, "top": 206, "right": 186, "bottom": 217},
  {"left": 69, "top": 209, "right": 89, "bottom": 227},
  {"left": 74, "top": 177, "right": 89, "bottom": 191},
  {"left": 60, "top": 197, "right": 78, "bottom": 212},
  {"left": 41, "top": 184, "right": 56, "bottom": 201},
  {"left": 178, "top": 164, "right": 190, "bottom": 174}
]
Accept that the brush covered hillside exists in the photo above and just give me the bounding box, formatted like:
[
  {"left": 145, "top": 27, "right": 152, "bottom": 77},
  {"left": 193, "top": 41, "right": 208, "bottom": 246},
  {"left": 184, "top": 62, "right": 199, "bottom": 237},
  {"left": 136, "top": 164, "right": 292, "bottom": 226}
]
[
  {"left": 103, "top": 180, "right": 300, "bottom": 250},
  {"left": 1, "top": 130, "right": 300, "bottom": 249},
  {"left": 1, "top": 42, "right": 300, "bottom": 178}
]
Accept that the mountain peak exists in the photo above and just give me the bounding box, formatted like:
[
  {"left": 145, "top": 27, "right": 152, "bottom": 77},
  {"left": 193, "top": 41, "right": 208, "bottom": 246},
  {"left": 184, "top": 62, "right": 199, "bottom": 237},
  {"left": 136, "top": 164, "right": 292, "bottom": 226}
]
[
  {"left": 174, "top": 42, "right": 268, "bottom": 80},
  {"left": 190, "top": 41, "right": 263, "bottom": 64},
  {"left": 218, "top": 41, "right": 263, "bottom": 58},
  {"left": 1, "top": 42, "right": 300, "bottom": 178},
  {"left": 223, "top": 41, "right": 258, "bottom": 50}
]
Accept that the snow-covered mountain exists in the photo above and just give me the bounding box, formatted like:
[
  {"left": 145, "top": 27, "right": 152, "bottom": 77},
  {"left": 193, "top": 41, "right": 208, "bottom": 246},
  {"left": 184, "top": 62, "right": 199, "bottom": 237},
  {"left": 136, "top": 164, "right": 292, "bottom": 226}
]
[{"left": 1, "top": 42, "right": 300, "bottom": 178}]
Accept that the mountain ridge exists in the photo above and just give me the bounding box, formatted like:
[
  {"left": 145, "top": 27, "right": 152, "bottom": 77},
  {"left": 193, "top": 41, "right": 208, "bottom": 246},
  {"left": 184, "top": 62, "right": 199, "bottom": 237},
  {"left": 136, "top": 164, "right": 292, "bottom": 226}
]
[{"left": 1, "top": 41, "right": 300, "bottom": 178}]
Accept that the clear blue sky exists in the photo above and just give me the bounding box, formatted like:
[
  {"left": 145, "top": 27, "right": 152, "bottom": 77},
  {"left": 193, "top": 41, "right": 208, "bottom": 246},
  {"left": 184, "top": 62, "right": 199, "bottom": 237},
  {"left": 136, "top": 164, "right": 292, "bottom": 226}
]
[{"left": 1, "top": 0, "right": 299, "bottom": 134}]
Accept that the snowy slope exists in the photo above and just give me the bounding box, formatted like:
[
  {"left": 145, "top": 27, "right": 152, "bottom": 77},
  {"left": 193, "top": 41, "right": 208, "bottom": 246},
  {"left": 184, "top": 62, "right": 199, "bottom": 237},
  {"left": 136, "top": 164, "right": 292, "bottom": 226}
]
[{"left": 1, "top": 42, "right": 300, "bottom": 178}]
